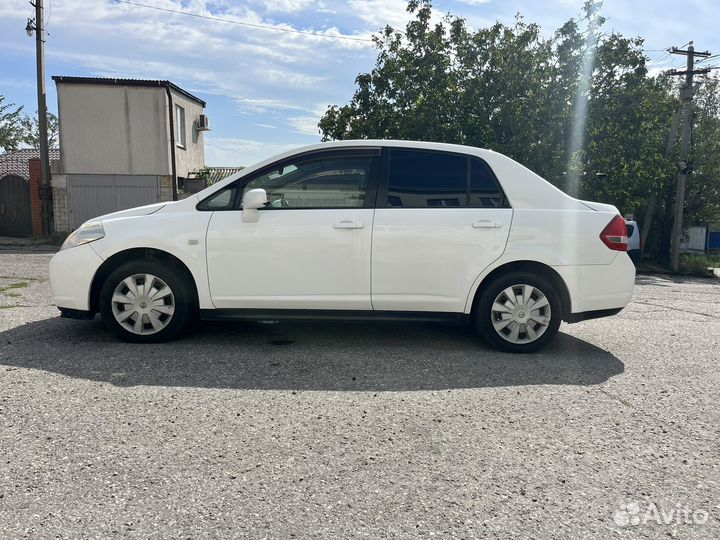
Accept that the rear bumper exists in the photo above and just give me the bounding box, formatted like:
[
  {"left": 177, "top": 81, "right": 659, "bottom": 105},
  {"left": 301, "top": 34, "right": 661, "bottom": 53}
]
[
  {"left": 554, "top": 253, "right": 635, "bottom": 316},
  {"left": 564, "top": 307, "right": 623, "bottom": 323},
  {"left": 49, "top": 243, "right": 104, "bottom": 311},
  {"left": 628, "top": 249, "right": 642, "bottom": 265}
]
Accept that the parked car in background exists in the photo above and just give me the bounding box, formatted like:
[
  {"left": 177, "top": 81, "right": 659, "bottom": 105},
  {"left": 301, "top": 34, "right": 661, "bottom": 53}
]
[
  {"left": 49, "top": 140, "right": 635, "bottom": 353},
  {"left": 625, "top": 219, "right": 642, "bottom": 264}
]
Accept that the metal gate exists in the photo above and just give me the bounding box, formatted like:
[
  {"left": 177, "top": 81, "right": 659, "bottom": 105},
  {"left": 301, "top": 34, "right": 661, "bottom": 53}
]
[
  {"left": 68, "top": 174, "right": 161, "bottom": 229},
  {"left": 0, "top": 174, "right": 32, "bottom": 237}
]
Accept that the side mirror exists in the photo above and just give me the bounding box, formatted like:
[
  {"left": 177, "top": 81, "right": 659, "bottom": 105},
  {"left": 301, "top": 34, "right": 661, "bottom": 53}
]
[{"left": 241, "top": 188, "right": 267, "bottom": 223}]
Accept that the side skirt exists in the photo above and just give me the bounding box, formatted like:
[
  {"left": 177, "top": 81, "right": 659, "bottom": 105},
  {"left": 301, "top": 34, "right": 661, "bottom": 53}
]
[{"left": 199, "top": 309, "right": 470, "bottom": 324}]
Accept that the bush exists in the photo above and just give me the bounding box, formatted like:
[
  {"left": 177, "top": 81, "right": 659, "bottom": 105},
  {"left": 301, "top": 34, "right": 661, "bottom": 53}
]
[{"left": 678, "top": 254, "right": 720, "bottom": 277}]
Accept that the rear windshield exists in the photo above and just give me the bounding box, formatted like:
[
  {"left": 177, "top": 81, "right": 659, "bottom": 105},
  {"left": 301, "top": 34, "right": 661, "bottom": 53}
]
[{"left": 626, "top": 224, "right": 635, "bottom": 236}]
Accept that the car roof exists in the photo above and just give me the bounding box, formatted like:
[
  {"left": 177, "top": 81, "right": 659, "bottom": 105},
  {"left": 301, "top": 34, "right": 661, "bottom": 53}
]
[{"left": 189, "top": 139, "right": 592, "bottom": 211}]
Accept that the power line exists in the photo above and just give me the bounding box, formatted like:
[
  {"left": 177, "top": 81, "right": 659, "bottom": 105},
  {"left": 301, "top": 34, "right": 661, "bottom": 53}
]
[
  {"left": 112, "top": 0, "right": 374, "bottom": 43},
  {"left": 697, "top": 53, "right": 720, "bottom": 64}
]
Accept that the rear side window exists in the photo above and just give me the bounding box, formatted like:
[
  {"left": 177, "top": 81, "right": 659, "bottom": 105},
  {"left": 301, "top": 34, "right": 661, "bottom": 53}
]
[
  {"left": 387, "top": 150, "right": 467, "bottom": 207},
  {"left": 386, "top": 149, "right": 507, "bottom": 208},
  {"left": 626, "top": 223, "right": 635, "bottom": 236}
]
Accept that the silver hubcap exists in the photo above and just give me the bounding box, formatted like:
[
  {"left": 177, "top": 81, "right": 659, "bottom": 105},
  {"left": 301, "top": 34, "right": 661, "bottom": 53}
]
[
  {"left": 491, "top": 284, "right": 551, "bottom": 344},
  {"left": 111, "top": 274, "right": 175, "bottom": 335}
]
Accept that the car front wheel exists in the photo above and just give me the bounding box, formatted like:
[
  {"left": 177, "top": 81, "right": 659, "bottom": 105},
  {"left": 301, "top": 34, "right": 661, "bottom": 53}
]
[
  {"left": 99, "top": 260, "right": 194, "bottom": 343},
  {"left": 474, "top": 272, "right": 562, "bottom": 353}
]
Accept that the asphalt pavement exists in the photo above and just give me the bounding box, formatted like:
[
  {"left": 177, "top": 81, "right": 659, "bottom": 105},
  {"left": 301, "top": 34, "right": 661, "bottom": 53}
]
[{"left": 1, "top": 248, "right": 719, "bottom": 539}]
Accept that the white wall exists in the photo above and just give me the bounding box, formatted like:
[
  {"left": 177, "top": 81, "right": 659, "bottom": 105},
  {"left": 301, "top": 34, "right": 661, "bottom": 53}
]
[
  {"left": 57, "top": 83, "right": 171, "bottom": 176},
  {"left": 681, "top": 226, "right": 708, "bottom": 252},
  {"left": 170, "top": 90, "right": 206, "bottom": 178}
]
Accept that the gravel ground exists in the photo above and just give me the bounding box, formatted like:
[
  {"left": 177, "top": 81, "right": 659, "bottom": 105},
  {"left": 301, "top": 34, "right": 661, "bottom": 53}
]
[{"left": 0, "top": 248, "right": 719, "bottom": 539}]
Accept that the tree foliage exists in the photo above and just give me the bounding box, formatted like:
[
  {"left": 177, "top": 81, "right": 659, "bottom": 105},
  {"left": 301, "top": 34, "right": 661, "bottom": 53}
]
[
  {"left": 20, "top": 110, "right": 59, "bottom": 149},
  {"left": 319, "top": 0, "right": 720, "bottom": 259},
  {"left": 0, "top": 97, "right": 60, "bottom": 153},
  {"left": 0, "top": 95, "right": 25, "bottom": 152}
]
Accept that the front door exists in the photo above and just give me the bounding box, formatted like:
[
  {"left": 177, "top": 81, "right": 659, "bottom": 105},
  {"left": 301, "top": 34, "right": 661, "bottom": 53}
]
[
  {"left": 372, "top": 148, "right": 512, "bottom": 313},
  {"left": 205, "top": 150, "right": 379, "bottom": 310}
]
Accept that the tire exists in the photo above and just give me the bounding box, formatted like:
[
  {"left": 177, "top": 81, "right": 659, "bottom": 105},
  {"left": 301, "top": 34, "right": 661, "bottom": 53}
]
[
  {"left": 473, "top": 272, "right": 562, "bottom": 353},
  {"left": 99, "top": 259, "right": 194, "bottom": 343}
]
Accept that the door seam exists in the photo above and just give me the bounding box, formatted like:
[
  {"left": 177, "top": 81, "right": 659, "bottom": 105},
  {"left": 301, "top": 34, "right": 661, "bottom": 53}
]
[{"left": 369, "top": 208, "right": 376, "bottom": 311}]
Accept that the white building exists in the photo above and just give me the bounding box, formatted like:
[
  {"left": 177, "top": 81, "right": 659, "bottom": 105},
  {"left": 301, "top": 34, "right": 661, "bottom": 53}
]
[{"left": 51, "top": 76, "right": 208, "bottom": 230}]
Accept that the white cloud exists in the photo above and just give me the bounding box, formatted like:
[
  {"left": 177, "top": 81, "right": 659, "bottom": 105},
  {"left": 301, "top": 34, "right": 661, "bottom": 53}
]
[
  {"left": 287, "top": 114, "right": 323, "bottom": 136},
  {"left": 258, "top": 0, "right": 316, "bottom": 13},
  {"left": 204, "top": 136, "right": 304, "bottom": 165},
  {"left": 348, "top": 0, "right": 414, "bottom": 30},
  {"left": 262, "top": 69, "right": 326, "bottom": 88},
  {"left": 235, "top": 97, "right": 309, "bottom": 114},
  {"left": 457, "top": 0, "right": 491, "bottom": 5}
]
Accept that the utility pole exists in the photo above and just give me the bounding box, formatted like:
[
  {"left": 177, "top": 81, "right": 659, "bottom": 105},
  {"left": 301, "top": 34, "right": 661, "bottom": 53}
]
[
  {"left": 28, "top": 0, "right": 52, "bottom": 235},
  {"left": 668, "top": 42, "right": 711, "bottom": 271}
]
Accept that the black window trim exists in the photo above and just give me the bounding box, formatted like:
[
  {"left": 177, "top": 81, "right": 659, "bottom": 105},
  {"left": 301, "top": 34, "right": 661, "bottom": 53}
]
[
  {"left": 196, "top": 147, "right": 382, "bottom": 212},
  {"left": 377, "top": 147, "right": 511, "bottom": 209}
]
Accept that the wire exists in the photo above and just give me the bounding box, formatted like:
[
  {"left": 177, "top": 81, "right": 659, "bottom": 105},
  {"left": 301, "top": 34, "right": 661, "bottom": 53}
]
[
  {"left": 45, "top": 0, "right": 52, "bottom": 31},
  {"left": 697, "top": 53, "right": 720, "bottom": 64},
  {"left": 112, "top": 0, "right": 374, "bottom": 43}
]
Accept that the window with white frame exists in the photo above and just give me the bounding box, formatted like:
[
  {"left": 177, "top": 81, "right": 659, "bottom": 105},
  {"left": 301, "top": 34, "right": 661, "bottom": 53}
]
[{"left": 175, "top": 104, "right": 186, "bottom": 147}]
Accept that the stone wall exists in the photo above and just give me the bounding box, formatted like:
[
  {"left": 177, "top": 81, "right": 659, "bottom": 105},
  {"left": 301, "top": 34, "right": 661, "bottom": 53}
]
[
  {"left": 51, "top": 172, "right": 70, "bottom": 233},
  {"left": 159, "top": 175, "right": 174, "bottom": 202}
]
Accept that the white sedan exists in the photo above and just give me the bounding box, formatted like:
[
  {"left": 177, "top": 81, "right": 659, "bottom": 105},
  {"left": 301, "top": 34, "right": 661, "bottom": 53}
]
[{"left": 49, "top": 140, "right": 634, "bottom": 353}]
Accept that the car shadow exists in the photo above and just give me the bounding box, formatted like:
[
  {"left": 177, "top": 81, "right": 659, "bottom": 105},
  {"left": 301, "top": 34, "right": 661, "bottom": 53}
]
[{"left": 0, "top": 316, "right": 624, "bottom": 391}]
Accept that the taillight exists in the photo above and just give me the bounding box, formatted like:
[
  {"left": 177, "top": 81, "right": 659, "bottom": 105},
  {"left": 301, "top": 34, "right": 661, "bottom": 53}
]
[{"left": 599, "top": 215, "right": 628, "bottom": 251}]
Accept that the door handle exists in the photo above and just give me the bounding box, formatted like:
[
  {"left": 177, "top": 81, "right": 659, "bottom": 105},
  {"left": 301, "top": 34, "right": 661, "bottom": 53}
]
[
  {"left": 472, "top": 220, "right": 501, "bottom": 229},
  {"left": 333, "top": 221, "right": 364, "bottom": 229}
]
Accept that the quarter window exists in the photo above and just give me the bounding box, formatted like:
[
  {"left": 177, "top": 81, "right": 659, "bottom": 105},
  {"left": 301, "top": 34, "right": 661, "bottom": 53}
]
[
  {"left": 387, "top": 149, "right": 466, "bottom": 207},
  {"left": 470, "top": 158, "right": 505, "bottom": 208}
]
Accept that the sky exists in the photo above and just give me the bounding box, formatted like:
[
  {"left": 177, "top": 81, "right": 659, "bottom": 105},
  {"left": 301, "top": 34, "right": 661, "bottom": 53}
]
[{"left": 1, "top": 0, "right": 718, "bottom": 167}]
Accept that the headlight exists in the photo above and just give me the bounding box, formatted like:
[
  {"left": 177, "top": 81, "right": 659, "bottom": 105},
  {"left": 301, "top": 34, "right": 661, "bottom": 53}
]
[{"left": 60, "top": 221, "right": 105, "bottom": 251}]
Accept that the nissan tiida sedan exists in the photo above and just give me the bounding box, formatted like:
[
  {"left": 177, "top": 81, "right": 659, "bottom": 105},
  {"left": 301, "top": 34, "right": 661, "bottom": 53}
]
[{"left": 49, "top": 140, "right": 635, "bottom": 353}]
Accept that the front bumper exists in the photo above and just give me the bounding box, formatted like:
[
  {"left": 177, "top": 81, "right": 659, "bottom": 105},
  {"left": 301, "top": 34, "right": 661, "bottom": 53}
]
[{"left": 49, "top": 243, "right": 104, "bottom": 311}]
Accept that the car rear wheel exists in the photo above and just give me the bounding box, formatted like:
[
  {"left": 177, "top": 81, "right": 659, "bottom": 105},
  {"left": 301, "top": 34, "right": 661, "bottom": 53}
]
[
  {"left": 99, "top": 260, "right": 194, "bottom": 343},
  {"left": 474, "top": 272, "right": 562, "bottom": 353}
]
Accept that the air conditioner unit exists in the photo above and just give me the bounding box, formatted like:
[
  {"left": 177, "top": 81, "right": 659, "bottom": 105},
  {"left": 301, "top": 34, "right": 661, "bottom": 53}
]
[{"left": 196, "top": 114, "right": 211, "bottom": 131}]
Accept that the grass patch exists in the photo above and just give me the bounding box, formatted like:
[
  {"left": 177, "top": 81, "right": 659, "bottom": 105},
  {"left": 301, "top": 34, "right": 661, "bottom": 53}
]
[
  {"left": 3, "top": 292, "right": 21, "bottom": 298},
  {"left": 0, "top": 304, "right": 21, "bottom": 309},
  {"left": 678, "top": 254, "right": 720, "bottom": 277},
  {"left": 0, "top": 282, "right": 29, "bottom": 294}
]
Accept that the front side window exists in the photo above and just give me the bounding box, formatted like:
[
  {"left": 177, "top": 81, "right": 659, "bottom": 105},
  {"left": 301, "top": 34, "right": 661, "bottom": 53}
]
[
  {"left": 387, "top": 149, "right": 467, "bottom": 207},
  {"left": 175, "top": 105, "right": 186, "bottom": 147},
  {"left": 242, "top": 155, "right": 373, "bottom": 209}
]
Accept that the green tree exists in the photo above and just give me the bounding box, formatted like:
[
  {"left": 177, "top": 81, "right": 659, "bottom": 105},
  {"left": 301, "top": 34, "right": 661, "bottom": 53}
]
[
  {"left": 319, "top": 0, "right": 720, "bottom": 261},
  {"left": 0, "top": 95, "right": 24, "bottom": 152},
  {"left": 581, "top": 37, "right": 678, "bottom": 217},
  {"left": 687, "top": 76, "right": 720, "bottom": 224},
  {"left": 21, "top": 110, "right": 60, "bottom": 149}
]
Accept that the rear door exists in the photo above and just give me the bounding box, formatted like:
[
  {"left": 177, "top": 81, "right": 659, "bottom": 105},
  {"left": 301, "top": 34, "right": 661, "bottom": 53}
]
[{"left": 371, "top": 148, "right": 512, "bottom": 312}]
